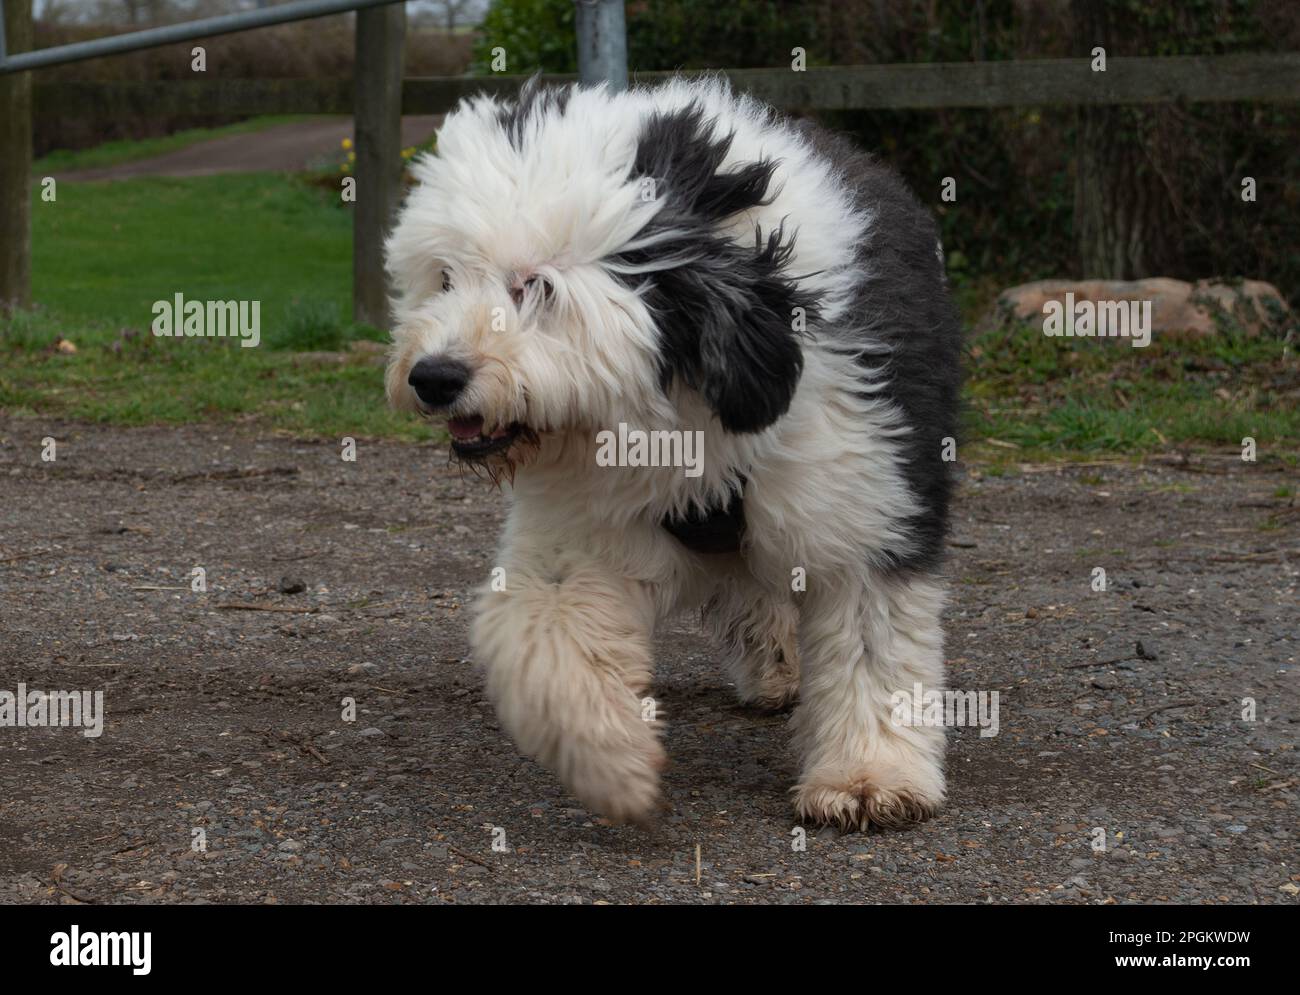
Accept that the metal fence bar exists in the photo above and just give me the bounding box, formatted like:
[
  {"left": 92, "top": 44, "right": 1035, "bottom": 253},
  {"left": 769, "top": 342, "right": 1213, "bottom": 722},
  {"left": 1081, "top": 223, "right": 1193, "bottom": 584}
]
[
  {"left": 574, "top": 0, "right": 627, "bottom": 92},
  {"left": 0, "top": 0, "right": 404, "bottom": 74}
]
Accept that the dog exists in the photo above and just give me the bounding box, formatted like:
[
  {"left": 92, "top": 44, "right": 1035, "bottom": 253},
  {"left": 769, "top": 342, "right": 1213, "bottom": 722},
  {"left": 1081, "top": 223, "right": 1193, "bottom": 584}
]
[{"left": 385, "top": 77, "right": 962, "bottom": 831}]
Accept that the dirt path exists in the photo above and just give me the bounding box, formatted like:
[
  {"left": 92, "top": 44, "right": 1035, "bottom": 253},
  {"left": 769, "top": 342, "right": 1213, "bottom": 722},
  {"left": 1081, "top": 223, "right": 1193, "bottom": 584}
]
[
  {"left": 54, "top": 116, "right": 442, "bottom": 182},
  {"left": 0, "top": 417, "right": 1295, "bottom": 905}
]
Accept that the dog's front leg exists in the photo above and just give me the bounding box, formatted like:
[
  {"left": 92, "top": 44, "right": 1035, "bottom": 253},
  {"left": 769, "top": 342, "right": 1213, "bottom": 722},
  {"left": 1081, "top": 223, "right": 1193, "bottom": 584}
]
[
  {"left": 470, "top": 548, "right": 663, "bottom": 824},
  {"left": 792, "top": 570, "right": 948, "bottom": 832}
]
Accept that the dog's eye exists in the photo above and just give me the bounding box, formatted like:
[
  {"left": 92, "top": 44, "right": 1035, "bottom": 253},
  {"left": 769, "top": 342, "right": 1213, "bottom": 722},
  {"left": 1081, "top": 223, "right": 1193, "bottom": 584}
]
[
  {"left": 510, "top": 275, "right": 553, "bottom": 307},
  {"left": 441, "top": 270, "right": 453, "bottom": 293}
]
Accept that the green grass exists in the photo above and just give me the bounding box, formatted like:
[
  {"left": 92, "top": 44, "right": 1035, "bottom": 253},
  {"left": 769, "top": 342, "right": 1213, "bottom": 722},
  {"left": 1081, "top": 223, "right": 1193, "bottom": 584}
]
[
  {"left": 963, "top": 315, "right": 1299, "bottom": 463},
  {"left": 5, "top": 165, "right": 1298, "bottom": 455},
  {"left": 33, "top": 173, "right": 355, "bottom": 325},
  {"left": 34, "top": 116, "right": 312, "bottom": 175},
  {"left": 5, "top": 170, "right": 429, "bottom": 440},
  {"left": 0, "top": 333, "right": 427, "bottom": 439}
]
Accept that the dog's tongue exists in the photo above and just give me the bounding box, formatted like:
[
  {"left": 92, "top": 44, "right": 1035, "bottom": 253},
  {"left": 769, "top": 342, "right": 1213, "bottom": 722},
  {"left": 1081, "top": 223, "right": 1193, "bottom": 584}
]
[{"left": 448, "top": 416, "right": 485, "bottom": 441}]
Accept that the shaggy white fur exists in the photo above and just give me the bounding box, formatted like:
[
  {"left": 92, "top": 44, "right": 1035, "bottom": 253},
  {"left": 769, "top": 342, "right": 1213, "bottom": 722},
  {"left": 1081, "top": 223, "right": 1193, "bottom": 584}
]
[{"left": 385, "top": 77, "right": 956, "bottom": 831}]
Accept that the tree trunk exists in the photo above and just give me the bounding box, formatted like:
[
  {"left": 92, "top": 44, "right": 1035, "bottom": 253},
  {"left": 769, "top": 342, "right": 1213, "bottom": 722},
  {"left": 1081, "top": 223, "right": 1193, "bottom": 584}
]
[{"left": 1071, "top": 0, "right": 1177, "bottom": 279}]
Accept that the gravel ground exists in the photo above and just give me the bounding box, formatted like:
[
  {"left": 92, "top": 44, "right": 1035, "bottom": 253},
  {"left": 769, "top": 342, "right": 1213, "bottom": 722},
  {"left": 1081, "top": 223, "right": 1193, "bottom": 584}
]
[{"left": 0, "top": 417, "right": 1296, "bottom": 905}]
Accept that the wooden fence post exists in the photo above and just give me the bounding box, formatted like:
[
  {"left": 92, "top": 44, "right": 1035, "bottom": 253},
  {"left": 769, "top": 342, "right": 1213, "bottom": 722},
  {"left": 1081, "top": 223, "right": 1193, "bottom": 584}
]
[
  {"left": 1, "top": 0, "right": 33, "bottom": 312},
  {"left": 352, "top": 2, "right": 406, "bottom": 329}
]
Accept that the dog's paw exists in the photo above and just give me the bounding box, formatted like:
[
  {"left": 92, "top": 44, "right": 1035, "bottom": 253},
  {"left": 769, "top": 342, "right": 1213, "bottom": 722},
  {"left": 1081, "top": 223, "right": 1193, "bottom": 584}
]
[
  {"left": 732, "top": 644, "right": 800, "bottom": 712},
  {"left": 735, "top": 671, "right": 799, "bottom": 712},
  {"left": 792, "top": 772, "right": 943, "bottom": 833},
  {"left": 565, "top": 722, "right": 666, "bottom": 826}
]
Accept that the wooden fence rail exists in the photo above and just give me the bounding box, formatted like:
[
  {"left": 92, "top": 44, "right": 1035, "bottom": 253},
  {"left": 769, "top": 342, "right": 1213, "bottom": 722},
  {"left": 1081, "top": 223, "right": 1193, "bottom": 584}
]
[{"left": 33, "top": 54, "right": 1300, "bottom": 120}]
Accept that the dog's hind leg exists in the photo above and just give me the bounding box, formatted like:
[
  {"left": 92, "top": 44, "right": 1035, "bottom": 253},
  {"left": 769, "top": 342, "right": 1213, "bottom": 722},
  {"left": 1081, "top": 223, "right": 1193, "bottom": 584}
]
[
  {"left": 702, "top": 572, "right": 800, "bottom": 711},
  {"left": 791, "top": 569, "right": 947, "bottom": 832},
  {"left": 471, "top": 548, "right": 664, "bottom": 825}
]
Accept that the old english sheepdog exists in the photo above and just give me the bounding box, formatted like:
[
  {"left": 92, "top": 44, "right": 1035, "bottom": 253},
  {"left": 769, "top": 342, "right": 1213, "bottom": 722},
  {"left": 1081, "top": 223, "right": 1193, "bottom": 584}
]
[{"left": 385, "top": 77, "right": 962, "bottom": 831}]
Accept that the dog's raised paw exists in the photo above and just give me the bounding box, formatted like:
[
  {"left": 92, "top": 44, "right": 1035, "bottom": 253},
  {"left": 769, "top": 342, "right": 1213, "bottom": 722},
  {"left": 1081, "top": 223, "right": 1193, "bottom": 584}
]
[
  {"left": 563, "top": 724, "right": 666, "bottom": 828},
  {"left": 792, "top": 777, "right": 941, "bottom": 833}
]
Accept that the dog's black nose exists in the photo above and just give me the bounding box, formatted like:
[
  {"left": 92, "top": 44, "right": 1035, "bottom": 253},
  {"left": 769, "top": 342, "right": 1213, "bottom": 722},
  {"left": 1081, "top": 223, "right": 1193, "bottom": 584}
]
[{"left": 408, "top": 357, "right": 470, "bottom": 408}]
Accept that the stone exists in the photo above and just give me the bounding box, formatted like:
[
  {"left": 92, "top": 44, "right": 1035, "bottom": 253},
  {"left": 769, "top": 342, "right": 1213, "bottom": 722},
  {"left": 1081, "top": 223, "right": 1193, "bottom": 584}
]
[{"left": 995, "top": 278, "right": 1291, "bottom": 338}]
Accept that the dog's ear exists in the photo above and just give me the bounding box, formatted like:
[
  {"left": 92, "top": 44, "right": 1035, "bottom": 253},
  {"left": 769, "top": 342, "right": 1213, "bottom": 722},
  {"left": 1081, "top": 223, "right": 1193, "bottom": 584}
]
[
  {"left": 648, "top": 225, "right": 809, "bottom": 433},
  {"left": 611, "top": 104, "right": 817, "bottom": 434}
]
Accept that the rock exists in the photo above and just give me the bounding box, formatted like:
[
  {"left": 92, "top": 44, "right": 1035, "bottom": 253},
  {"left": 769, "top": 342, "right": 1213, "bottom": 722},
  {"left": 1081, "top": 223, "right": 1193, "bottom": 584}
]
[
  {"left": 995, "top": 278, "right": 1292, "bottom": 338},
  {"left": 278, "top": 576, "right": 307, "bottom": 595},
  {"left": 358, "top": 727, "right": 385, "bottom": 738}
]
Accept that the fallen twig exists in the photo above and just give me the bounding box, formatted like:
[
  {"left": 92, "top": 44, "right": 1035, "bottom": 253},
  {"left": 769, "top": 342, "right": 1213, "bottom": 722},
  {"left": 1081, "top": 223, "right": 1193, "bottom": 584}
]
[
  {"left": 447, "top": 843, "right": 493, "bottom": 870},
  {"left": 1147, "top": 454, "right": 1232, "bottom": 475},
  {"left": 1130, "top": 698, "right": 1204, "bottom": 724},
  {"left": 259, "top": 729, "right": 330, "bottom": 765},
  {"left": 217, "top": 603, "right": 319, "bottom": 614},
  {"left": 171, "top": 466, "right": 299, "bottom": 483},
  {"left": 1015, "top": 459, "right": 1128, "bottom": 474},
  {"left": 1259, "top": 780, "right": 1296, "bottom": 793},
  {"left": 0, "top": 550, "right": 52, "bottom": 564},
  {"left": 1063, "top": 656, "right": 1132, "bottom": 670},
  {"left": 1206, "top": 553, "right": 1285, "bottom": 564}
]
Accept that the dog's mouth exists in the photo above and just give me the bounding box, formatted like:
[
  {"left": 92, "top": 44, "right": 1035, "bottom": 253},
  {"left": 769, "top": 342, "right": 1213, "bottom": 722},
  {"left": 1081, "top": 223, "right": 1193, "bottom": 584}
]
[{"left": 447, "top": 415, "right": 523, "bottom": 459}]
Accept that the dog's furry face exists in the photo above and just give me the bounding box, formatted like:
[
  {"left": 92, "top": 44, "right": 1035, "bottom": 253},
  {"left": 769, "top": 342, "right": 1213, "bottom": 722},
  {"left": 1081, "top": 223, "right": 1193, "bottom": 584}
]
[{"left": 385, "top": 82, "right": 814, "bottom": 470}]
